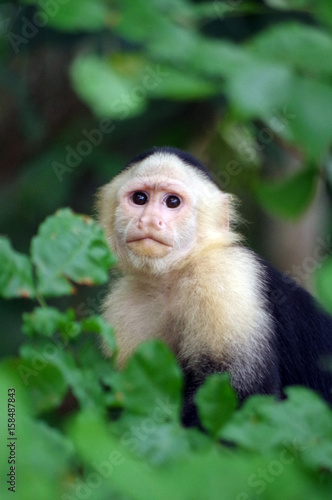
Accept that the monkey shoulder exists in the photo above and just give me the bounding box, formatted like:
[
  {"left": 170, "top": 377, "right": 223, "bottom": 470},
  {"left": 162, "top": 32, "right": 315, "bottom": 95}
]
[{"left": 169, "top": 245, "right": 275, "bottom": 371}]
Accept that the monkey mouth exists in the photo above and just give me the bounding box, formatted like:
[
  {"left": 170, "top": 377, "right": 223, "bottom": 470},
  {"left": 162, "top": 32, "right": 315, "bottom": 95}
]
[
  {"left": 127, "top": 237, "right": 171, "bottom": 248},
  {"left": 126, "top": 237, "right": 173, "bottom": 257}
]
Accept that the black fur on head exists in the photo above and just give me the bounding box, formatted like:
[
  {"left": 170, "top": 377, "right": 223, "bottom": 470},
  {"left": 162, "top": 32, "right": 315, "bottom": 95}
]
[{"left": 123, "top": 146, "right": 215, "bottom": 182}]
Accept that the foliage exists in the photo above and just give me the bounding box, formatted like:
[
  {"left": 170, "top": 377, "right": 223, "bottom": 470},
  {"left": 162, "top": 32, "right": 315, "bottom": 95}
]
[
  {"left": 1, "top": 1, "right": 332, "bottom": 498},
  {"left": 0, "top": 210, "right": 332, "bottom": 500}
]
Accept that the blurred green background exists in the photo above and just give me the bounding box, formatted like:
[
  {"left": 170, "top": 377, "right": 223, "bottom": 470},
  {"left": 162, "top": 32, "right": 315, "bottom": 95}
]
[{"left": 1, "top": 0, "right": 332, "bottom": 356}]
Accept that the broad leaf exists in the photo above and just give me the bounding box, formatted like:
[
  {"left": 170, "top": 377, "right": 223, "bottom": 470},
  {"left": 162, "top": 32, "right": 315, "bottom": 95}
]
[
  {"left": 264, "top": 0, "right": 311, "bottom": 9},
  {"left": 287, "top": 76, "right": 332, "bottom": 159},
  {"left": 31, "top": 208, "right": 115, "bottom": 297},
  {"left": 195, "top": 373, "right": 237, "bottom": 438},
  {"left": 21, "top": 0, "right": 108, "bottom": 31},
  {"left": 71, "top": 55, "right": 147, "bottom": 119},
  {"left": 150, "top": 66, "right": 218, "bottom": 100},
  {"left": 109, "top": 340, "right": 182, "bottom": 420},
  {"left": 221, "top": 387, "right": 332, "bottom": 468},
  {"left": 316, "top": 256, "right": 332, "bottom": 314},
  {"left": 82, "top": 315, "right": 116, "bottom": 353},
  {"left": 23, "top": 307, "right": 81, "bottom": 339},
  {"left": 249, "top": 22, "right": 332, "bottom": 77},
  {"left": 0, "top": 237, "right": 35, "bottom": 299},
  {"left": 254, "top": 166, "right": 318, "bottom": 219},
  {"left": 226, "top": 59, "right": 294, "bottom": 119},
  {"left": 17, "top": 357, "right": 67, "bottom": 414}
]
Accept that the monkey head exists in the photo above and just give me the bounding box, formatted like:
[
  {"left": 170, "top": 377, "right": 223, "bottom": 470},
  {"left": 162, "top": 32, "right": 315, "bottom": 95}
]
[{"left": 97, "top": 147, "right": 233, "bottom": 275}]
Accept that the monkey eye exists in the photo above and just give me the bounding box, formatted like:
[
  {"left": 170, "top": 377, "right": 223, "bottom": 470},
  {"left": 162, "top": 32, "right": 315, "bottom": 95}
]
[
  {"left": 132, "top": 192, "right": 148, "bottom": 205},
  {"left": 165, "top": 195, "right": 181, "bottom": 209}
]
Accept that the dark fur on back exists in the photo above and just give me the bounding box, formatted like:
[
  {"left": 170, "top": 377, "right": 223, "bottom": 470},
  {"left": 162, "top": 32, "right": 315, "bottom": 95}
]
[
  {"left": 262, "top": 259, "right": 332, "bottom": 403},
  {"left": 123, "top": 146, "right": 215, "bottom": 182}
]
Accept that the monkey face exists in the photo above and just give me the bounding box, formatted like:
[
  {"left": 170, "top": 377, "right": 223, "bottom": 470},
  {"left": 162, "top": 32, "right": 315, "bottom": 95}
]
[
  {"left": 97, "top": 150, "right": 231, "bottom": 275},
  {"left": 115, "top": 175, "right": 197, "bottom": 271}
]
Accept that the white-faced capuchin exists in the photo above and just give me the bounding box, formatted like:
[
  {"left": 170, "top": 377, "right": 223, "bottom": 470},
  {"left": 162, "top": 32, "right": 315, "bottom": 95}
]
[{"left": 97, "top": 146, "right": 332, "bottom": 426}]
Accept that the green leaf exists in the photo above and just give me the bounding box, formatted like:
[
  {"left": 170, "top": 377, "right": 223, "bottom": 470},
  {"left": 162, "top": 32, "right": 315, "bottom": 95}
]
[
  {"left": 254, "top": 166, "right": 318, "bottom": 219},
  {"left": 268, "top": 0, "right": 332, "bottom": 31},
  {"left": 70, "top": 55, "right": 147, "bottom": 119},
  {"left": 316, "top": 2, "right": 332, "bottom": 30},
  {"left": 192, "top": 1, "right": 262, "bottom": 20},
  {"left": 70, "top": 409, "right": 320, "bottom": 500},
  {"left": 195, "top": 373, "right": 237, "bottom": 438},
  {"left": 249, "top": 22, "right": 332, "bottom": 77},
  {"left": 21, "top": 0, "right": 109, "bottom": 31},
  {"left": 264, "top": 0, "right": 311, "bottom": 9},
  {"left": 190, "top": 39, "right": 252, "bottom": 78},
  {"left": 115, "top": 1, "right": 176, "bottom": 43},
  {"left": 221, "top": 387, "right": 332, "bottom": 466},
  {"left": 17, "top": 349, "right": 68, "bottom": 414},
  {"left": 18, "top": 417, "right": 75, "bottom": 500},
  {"left": 287, "top": 76, "right": 332, "bottom": 159},
  {"left": 226, "top": 59, "right": 294, "bottom": 119},
  {"left": 150, "top": 66, "right": 218, "bottom": 100},
  {"left": 31, "top": 208, "right": 115, "bottom": 297},
  {"left": 23, "top": 307, "right": 81, "bottom": 339},
  {"left": 148, "top": 25, "right": 203, "bottom": 65},
  {"left": 316, "top": 256, "right": 332, "bottom": 314},
  {"left": 20, "top": 339, "right": 105, "bottom": 410},
  {"left": 82, "top": 315, "right": 117, "bottom": 353},
  {"left": 110, "top": 341, "right": 182, "bottom": 420},
  {"left": 100, "top": 340, "right": 190, "bottom": 465},
  {"left": 0, "top": 237, "right": 35, "bottom": 299},
  {"left": 69, "top": 410, "right": 166, "bottom": 500},
  {"left": 114, "top": 418, "right": 193, "bottom": 466}
]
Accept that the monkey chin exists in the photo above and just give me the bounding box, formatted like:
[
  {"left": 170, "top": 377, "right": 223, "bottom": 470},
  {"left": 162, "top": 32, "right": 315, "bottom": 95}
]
[{"left": 127, "top": 238, "right": 172, "bottom": 258}]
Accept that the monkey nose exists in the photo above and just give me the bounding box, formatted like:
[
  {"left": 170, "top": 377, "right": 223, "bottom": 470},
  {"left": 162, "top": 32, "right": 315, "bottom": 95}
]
[{"left": 138, "top": 215, "right": 165, "bottom": 230}]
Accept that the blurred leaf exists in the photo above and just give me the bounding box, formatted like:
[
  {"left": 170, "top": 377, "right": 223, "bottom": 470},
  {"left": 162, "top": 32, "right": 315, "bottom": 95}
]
[
  {"left": 264, "top": 0, "right": 311, "bottom": 9},
  {"left": 17, "top": 349, "right": 68, "bottom": 413},
  {"left": 226, "top": 59, "right": 294, "bottom": 119},
  {"left": 31, "top": 208, "right": 115, "bottom": 297},
  {"left": 20, "top": 338, "right": 106, "bottom": 410},
  {"left": 191, "top": 39, "right": 252, "bottom": 78},
  {"left": 195, "top": 373, "right": 237, "bottom": 438},
  {"left": 221, "top": 387, "right": 332, "bottom": 467},
  {"left": 23, "top": 307, "right": 81, "bottom": 339},
  {"left": 254, "top": 166, "right": 318, "bottom": 219},
  {"left": 21, "top": 0, "right": 109, "bottom": 31},
  {"left": 70, "top": 408, "right": 323, "bottom": 500},
  {"left": 110, "top": 341, "right": 182, "bottom": 420},
  {"left": 69, "top": 410, "right": 164, "bottom": 500},
  {"left": 249, "top": 23, "right": 332, "bottom": 77},
  {"left": 0, "top": 237, "right": 35, "bottom": 299},
  {"left": 150, "top": 66, "right": 218, "bottom": 100},
  {"left": 316, "top": 2, "right": 332, "bottom": 29},
  {"left": 115, "top": 418, "right": 193, "bottom": 466},
  {"left": 0, "top": 360, "right": 73, "bottom": 499},
  {"left": 192, "top": 1, "right": 263, "bottom": 20},
  {"left": 82, "top": 315, "right": 117, "bottom": 353},
  {"left": 287, "top": 76, "right": 332, "bottom": 158},
  {"left": 18, "top": 418, "right": 75, "bottom": 500},
  {"left": 71, "top": 55, "right": 147, "bottom": 119},
  {"left": 316, "top": 256, "right": 332, "bottom": 314},
  {"left": 148, "top": 25, "right": 203, "bottom": 64},
  {"left": 115, "top": 0, "right": 175, "bottom": 43}
]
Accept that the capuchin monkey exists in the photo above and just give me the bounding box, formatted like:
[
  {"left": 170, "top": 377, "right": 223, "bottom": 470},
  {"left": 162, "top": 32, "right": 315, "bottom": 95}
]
[{"left": 97, "top": 146, "right": 332, "bottom": 426}]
